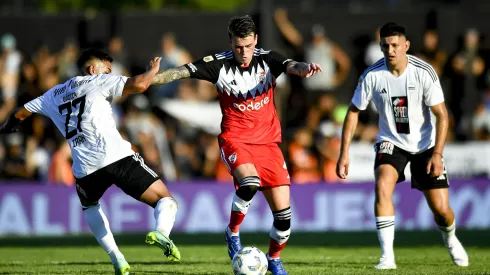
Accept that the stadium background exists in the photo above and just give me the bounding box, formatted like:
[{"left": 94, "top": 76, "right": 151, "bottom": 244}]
[{"left": 0, "top": 1, "right": 489, "bottom": 273}]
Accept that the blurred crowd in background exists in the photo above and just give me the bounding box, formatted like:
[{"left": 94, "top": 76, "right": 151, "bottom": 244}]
[{"left": 1, "top": 7, "right": 490, "bottom": 185}]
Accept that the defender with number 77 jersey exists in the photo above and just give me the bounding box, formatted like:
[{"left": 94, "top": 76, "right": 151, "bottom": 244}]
[{"left": 24, "top": 74, "right": 134, "bottom": 178}]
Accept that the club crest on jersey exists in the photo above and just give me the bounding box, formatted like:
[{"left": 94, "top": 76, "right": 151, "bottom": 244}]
[
  {"left": 228, "top": 152, "right": 237, "bottom": 164},
  {"left": 257, "top": 71, "right": 266, "bottom": 83}
]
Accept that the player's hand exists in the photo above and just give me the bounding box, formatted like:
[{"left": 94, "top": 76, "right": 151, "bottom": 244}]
[
  {"left": 426, "top": 154, "right": 443, "bottom": 177},
  {"left": 147, "top": 57, "right": 162, "bottom": 72},
  {"left": 304, "top": 63, "right": 323, "bottom": 78},
  {"left": 336, "top": 155, "right": 350, "bottom": 179}
]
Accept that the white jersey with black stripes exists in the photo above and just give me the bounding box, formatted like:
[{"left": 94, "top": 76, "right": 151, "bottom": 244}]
[
  {"left": 24, "top": 74, "right": 134, "bottom": 178},
  {"left": 351, "top": 55, "right": 445, "bottom": 153}
]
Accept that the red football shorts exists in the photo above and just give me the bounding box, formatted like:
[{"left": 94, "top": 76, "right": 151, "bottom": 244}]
[{"left": 219, "top": 139, "right": 291, "bottom": 189}]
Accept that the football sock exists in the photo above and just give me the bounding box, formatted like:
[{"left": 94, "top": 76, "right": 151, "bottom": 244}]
[
  {"left": 154, "top": 197, "right": 178, "bottom": 238},
  {"left": 229, "top": 177, "right": 260, "bottom": 233},
  {"left": 229, "top": 193, "right": 249, "bottom": 234},
  {"left": 84, "top": 204, "right": 123, "bottom": 265},
  {"left": 376, "top": 216, "right": 395, "bottom": 260},
  {"left": 438, "top": 220, "right": 456, "bottom": 243},
  {"left": 268, "top": 207, "right": 291, "bottom": 259}
]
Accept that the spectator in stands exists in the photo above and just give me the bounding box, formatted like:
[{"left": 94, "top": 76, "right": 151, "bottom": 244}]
[
  {"left": 417, "top": 29, "right": 447, "bottom": 77},
  {"left": 274, "top": 8, "right": 350, "bottom": 130},
  {"left": 472, "top": 90, "right": 490, "bottom": 140},
  {"left": 108, "top": 36, "right": 130, "bottom": 77},
  {"left": 0, "top": 33, "right": 22, "bottom": 122},
  {"left": 365, "top": 27, "right": 384, "bottom": 66},
  {"left": 125, "top": 94, "right": 177, "bottom": 181},
  {"left": 48, "top": 141, "right": 75, "bottom": 186},
  {"left": 57, "top": 40, "right": 79, "bottom": 82},
  {"left": 449, "top": 28, "right": 486, "bottom": 140},
  {"left": 151, "top": 32, "right": 192, "bottom": 100},
  {"left": 288, "top": 128, "right": 321, "bottom": 183},
  {"left": 316, "top": 120, "right": 342, "bottom": 183}
]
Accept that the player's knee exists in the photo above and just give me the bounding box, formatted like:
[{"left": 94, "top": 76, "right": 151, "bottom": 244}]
[
  {"left": 270, "top": 207, "right": 291, "bottom": 244},
  {"left": 432, "top": 204, "right": 452, "bottom": 218},
  {"left": 235, "top": 176, "right": 260, "bottom": 201},
  {"left": 232, "top": 184, "right": 259, "bottom": 214}
]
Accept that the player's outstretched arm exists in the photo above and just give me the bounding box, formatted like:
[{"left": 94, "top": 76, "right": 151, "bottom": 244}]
[
  {"left": 286, "top": 61, "right": 322, "bottom": 78},
  {"left": 151, "top": 66, "right": 191, "bottom": 86},
  {"left": 426, "top": 102, "right": 449, "bottom": 177},
  {"left": 123, "top": 57, "right": 162, "bottom": 95},
  {"left": 0, "top": 107, "right": 32, "bottom": 134},
  {"left": 336, "top": 103, "right": 361, "bottom": 179}
]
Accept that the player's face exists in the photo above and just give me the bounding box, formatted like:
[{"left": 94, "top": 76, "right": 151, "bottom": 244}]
[
  {"left": 86, "top": 59, "right": 112, "bottom": 75},
  {"left": 94, "top": 60, "right": 112, "bottom": 74},
  {"left": 230, "top": 34, "right": 257, "bottom": 66},
  {"left": 380, "top": 35, "right": 410, "bottom": 66}
]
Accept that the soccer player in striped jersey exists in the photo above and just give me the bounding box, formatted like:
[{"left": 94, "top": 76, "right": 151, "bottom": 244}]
[
  {"left": 149, "top": 15, "right": 322, "bottom": 275},
  {"left": 336, "top": 22, "right": 468, "bottom": 269}
]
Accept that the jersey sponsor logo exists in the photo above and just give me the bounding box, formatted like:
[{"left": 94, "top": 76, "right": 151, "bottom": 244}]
[
  {"left": 392, "top": 96, "right": 410, "bottom": 134},
  {"left": 53, "top": 86, "right": 67, "bottom": 97},
  {"left": 187, "top": 63, "right": 197, "bottom": 72},
  {"left": 233, "top": 96, "right": 270, "bottom": 112},
  {"left": 228, "top": 152, "right": 237, "bottom": 164},
  {"left": 72, "top": 134, "right": 87, "bottom": 148},
  {"left": 63, "top": 92, "right": 77, "bottom": 102},
  {"left": 203, "top": 55, "right": 214, "bottom": 62},
  {"left": 380, "top": 88, "right": 387, "bottom": 94},
  {"left": 70, "top": 79, "right": 92, "bottom": 89},
  {"left": 376, "top": 141, "right": 394, "bottom": 155},
  {"left": 408, "top": 84, "right": 416, "bottom": 90}
]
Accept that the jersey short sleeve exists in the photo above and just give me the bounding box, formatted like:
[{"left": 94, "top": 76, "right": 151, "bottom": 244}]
[
  {"left": 351, "top": 74, "right": 372, "bottom": 110},
  {"left": 95, "top": 74, "right": 129, "bottom": 98},
  {"left": 24, "top": 91, "right": 51, "bottom": 116},
  {"left": 184, "top": 55, "right": 222, "bottom": 83},
  {"left": 261, "top": 50, "right": 293, "bottom": 78},
  {"left": 422, "top": 70, "right": 444, "bottom": 106}
]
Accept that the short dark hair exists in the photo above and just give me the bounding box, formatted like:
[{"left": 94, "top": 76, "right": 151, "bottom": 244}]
[
  {"left": 380, "top": 22, "right": 406, "bottom": 38},
  {"left": 228, "top": 15, "right": 257, "bottom": 40},
  {"left": 77, "top": 49, "right": 113, "bottom": 72}
]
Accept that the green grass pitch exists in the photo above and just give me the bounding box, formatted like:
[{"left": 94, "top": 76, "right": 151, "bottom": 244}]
[{"left": 1, "top": 231, "right": 490, "bottom": 274}]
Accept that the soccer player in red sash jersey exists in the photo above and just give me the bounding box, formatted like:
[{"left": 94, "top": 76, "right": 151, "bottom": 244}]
[{"left": 151, "top": 15, "right": 322, "bottom": 275}]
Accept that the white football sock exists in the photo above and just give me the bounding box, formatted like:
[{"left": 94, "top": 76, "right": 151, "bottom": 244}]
[
  {"left": 154, "top": 197, "right": 178, "bottom": 238},
  {"left": 84, "top": 204, "right": 123, "bottom": 265},
  {"left": 438, "top": 220, "right": 456, "bottom": 244},
  {"left": 376, "top": 216, "right": 395, "bottom": 260}
]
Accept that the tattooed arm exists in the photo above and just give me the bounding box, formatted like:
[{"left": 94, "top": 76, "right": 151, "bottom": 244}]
[
  {"left": 151, "top": 66, "right": 191, "bottom": 85},
  {"left": 286, "top": 61, "right": 322, "bottom": 78}
]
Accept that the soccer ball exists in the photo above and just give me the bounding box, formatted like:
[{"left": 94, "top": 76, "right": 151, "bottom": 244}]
[{"left": 232, "top": 246, "right": 268, "bottom": 275}]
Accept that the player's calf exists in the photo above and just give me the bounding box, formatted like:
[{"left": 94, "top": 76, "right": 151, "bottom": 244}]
[
  {"left": 226, "top": 176, "right": 260, "bottom": 259},
  {"left": 83, "top": 203, "right": 127, "bottom": 268},
  {"left": 267, "top": 207, "right": 291, "bottom": 275},
  {"left": 228, "top": 176, "right": 260, "bottom": 233},
  {"left": 268, "top": 207, "right": 291, "bottom": 259}
]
